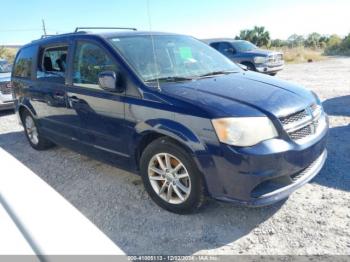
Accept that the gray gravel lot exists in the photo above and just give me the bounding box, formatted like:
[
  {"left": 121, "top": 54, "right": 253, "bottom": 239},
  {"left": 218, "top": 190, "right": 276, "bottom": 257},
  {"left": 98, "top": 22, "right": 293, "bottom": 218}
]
[{"left": 0, "top": 57, "right": 349, "bottom": 255}]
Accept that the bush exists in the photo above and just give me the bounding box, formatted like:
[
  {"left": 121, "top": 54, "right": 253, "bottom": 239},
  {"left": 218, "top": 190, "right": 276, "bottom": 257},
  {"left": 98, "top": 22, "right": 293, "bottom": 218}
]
[
  {"left": 324, "top": 34, "right": 350, "bottom": 56},
  {"left": 0, "top": 47, "right": 18, "bottom": 63},
  {"left": 270, "top": 46, "right": 325, "bottom": 63}
]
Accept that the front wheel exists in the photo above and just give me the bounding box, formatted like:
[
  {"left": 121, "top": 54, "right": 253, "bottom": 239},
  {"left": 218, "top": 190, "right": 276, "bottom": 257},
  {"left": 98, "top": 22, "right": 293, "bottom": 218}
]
[{"left": 140, "top": 138, "right": 205, "bottom": 214}]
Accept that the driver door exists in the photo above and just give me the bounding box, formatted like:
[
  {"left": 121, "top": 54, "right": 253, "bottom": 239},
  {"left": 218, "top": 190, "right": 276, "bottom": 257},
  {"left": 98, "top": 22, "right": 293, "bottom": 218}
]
[{"left": 65, "top": 40, "right": 129, "bottom": 159}]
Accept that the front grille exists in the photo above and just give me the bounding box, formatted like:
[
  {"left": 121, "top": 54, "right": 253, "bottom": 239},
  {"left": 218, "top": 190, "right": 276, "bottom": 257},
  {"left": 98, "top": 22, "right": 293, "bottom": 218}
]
[
  {"left": 280, "top": 109, "right": 308, "bottom": 126},
  {"left": 0, "top": 82, "right": 12, "bottom": 95},
  {"left": 290, "top": 154, "right": 321, "bottom": 182},
  {"left": 289, "top": 125, "right": 312, "bottom": 140},
  {"left": 267, "top": 54, "right": 283, "bottom": 64},
  {"left": 280, "top": 104, "right": 322, "bottom": 143},
  {"left": 251, "top": 150, "right": 326, "bottom": 199}
]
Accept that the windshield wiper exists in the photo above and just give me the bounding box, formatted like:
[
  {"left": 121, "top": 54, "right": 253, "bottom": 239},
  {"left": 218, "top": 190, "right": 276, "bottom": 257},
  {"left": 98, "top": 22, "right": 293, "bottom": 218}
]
[
  {"left": 199, "top": 70, "right": 237, "bottom": 78},
  {"left": 145, "top": 76, "right": 195, "bottom": 83}
]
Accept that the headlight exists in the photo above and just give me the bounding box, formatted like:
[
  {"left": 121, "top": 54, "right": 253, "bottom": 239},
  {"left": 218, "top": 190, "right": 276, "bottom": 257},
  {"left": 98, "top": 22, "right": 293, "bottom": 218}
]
[
  {"left": 212, "top": 117, "right": 278, "bottom": 147},
  {"left": 253, "top": 56, "right": 266, "bottom": 64}
]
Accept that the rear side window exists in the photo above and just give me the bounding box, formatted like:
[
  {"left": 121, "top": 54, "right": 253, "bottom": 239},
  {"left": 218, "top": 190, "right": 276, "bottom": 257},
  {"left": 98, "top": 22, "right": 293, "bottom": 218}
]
[
  {"left": 73, "top": 41, "right": 118, "bottom": 90},
  {"left": 13, "top": 46, "right": 36, "bottom": 79},
  {"left": 37, "top": 46, "right": 68, "bottom": 83}
]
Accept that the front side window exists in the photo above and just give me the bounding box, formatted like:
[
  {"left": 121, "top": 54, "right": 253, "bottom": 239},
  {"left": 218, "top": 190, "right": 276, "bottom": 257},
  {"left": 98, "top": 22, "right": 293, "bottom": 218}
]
[
  {"left": 231, "top": 41, "right": 258, "bottom": 52},
  {"left": 109, "top": 35, "right": 240, "bottom": 83},
  {"left": 215, "top": 42, "right": 234, "bottom": 55},
  {"left": 13, "top": 46, "right": 36, "bottom": 79},
  {"left": 37, "top": 46, "right": 68, "bottom": 83},
  {"left": 73, "top": 42, "right": 118, "bottom": 90}
]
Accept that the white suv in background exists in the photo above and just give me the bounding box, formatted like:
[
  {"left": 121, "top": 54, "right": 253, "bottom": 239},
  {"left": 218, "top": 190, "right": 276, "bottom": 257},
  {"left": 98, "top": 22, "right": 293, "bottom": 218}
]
[{"left": 0, "top": 59, "right": 14, "bottom": 111}]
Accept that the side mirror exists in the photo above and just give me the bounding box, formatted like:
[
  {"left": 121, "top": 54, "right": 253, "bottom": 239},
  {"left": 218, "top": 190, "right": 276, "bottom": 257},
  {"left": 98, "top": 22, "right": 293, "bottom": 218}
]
[{"left": 98, "top": 71, "right": 123, "bottom": 93}]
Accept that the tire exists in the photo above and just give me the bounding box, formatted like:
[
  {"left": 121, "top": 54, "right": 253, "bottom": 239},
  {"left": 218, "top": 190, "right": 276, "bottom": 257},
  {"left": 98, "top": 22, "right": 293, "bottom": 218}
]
[
  {"left": 140, "top": 137, "right": 205, "bottom": 214},
  {"left": 21, "top": 110, "right": 55, "bottom": 150},
  {"left": 269, "top": 72, "right": 278, "bottom": 76}
]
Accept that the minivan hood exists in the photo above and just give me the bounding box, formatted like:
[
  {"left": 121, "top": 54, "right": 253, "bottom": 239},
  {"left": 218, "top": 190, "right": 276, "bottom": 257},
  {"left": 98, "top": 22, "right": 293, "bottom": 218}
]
[{"left": 161, "top": 71, "right": 315, "bottom": 118}]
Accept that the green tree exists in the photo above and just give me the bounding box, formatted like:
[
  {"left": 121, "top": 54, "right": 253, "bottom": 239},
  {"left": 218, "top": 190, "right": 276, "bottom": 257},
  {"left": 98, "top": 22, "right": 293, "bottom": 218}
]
[
  {"left": 270, "top": 39, "right": 287, "bottom": 47},
  {"left": 305, "top": 32, "right": 322, "bottom": 49},
  {"left": 236, "top": 26, "right": 271, "bottom": 47},
  {"left": 325, "top": 34, "right": 350, "bottom": 55},
  {"left": 327, "top": 34, "right": 342, "bottom": 48},
  {"left": 287, "top": 34, "right": 305, "bottom": 48}
]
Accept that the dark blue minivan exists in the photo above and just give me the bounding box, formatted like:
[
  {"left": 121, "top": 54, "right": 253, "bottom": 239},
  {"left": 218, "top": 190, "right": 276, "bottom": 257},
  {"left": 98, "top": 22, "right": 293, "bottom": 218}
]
[{"left": 12, "top": 29, "right": 328, "bottom": 213}]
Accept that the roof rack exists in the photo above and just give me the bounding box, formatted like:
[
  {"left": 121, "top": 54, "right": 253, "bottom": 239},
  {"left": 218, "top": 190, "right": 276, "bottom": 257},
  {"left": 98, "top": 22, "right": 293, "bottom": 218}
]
[{"left": 74, "top": 27, "right": 137, "bottom": 33}]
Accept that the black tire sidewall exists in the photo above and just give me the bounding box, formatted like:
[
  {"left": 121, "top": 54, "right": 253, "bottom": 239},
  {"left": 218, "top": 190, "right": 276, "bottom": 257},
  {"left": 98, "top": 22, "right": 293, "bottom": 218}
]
[{"left": 140, "top": 138, "right": 204, "bottom": 214}]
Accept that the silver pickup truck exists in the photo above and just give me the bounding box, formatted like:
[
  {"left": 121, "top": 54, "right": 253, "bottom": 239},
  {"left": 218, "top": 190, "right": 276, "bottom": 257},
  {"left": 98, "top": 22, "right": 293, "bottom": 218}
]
[
  {"left": 204, "top": 39, "right": 284, "bottom": 76},
  {"left": 0, "top": 59, "right": 14, "bottom": 111}
]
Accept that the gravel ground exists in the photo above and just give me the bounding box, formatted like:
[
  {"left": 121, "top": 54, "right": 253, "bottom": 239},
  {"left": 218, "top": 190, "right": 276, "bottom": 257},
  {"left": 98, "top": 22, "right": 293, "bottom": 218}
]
[{"left": 0, "top": 57, "right": 349, "bottom": 255}]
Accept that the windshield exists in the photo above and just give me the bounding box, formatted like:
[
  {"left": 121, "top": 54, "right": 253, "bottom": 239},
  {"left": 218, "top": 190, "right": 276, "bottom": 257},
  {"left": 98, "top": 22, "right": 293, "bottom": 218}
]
[
  {"left": 109, "top": 35, "right": 240, "bottom": 82},
  {"left": 0, "top": 60, "right": 12, "bottom": 73},
  {"left": 231, "top": 41, "right": 258, "bottom": 52}
]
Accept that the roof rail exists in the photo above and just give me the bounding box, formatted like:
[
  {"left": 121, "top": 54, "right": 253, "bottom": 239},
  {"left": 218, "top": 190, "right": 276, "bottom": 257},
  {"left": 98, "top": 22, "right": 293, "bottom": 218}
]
[
  {"left": 74, "top": 27, "right": 137, "bottom": 33},
  {"left": 41, "top": 34, "right": 57, "bottom": 39}
]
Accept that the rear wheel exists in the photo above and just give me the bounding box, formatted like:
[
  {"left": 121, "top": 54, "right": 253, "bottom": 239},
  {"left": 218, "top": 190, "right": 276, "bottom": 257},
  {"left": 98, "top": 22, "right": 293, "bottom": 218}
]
[
  {"left": 140, "top": 137, "right": 205, "bottom": 214},
  {"left": 22, "top": 110, "right": 55, "bottom": 150}
]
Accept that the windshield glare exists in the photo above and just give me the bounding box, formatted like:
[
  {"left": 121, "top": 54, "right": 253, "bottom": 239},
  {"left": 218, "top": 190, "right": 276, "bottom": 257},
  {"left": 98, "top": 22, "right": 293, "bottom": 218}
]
[
  {"left": 109, "top": 35, "right": 240, "bottom": 82},
  {"left": 231, "top": 41, "right": 258, "bottom": 52},
  {"left": 0, "top": 61, "right": 12, "bottom": 73}
]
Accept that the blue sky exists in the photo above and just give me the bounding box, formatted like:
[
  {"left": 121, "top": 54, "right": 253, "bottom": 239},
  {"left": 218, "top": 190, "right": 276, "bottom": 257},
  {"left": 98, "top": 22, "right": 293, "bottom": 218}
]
[{"left": 1, "top": 0, "right": 349, "bottom": 44}]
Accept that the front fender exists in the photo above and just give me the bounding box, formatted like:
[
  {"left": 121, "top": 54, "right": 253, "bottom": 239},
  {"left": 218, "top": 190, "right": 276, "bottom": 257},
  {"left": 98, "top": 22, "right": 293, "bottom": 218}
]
[
  {"left": 133, "top": 117, "right": 222, "bottom": 197},
  {"left": 134, "top": 118, "right": 207, "bottom": 153}
]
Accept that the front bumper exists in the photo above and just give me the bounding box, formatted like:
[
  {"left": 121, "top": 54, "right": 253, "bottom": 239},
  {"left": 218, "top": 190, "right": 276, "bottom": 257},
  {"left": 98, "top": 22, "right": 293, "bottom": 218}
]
[
  {"left": 198, "top": 119, "right": 328, "bottom": 207},
  {"left": 256, "top": 63, "right": 284, "bottom": 74},
  {"left": 215, "top": 149, "right": 327, "bottom": 206}
]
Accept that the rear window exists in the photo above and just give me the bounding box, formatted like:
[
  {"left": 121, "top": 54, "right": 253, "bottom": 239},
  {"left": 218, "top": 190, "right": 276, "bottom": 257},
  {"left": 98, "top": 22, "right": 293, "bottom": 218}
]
[
  {"left": 13, "top": 46, "right": 36, "bottom": 79},
  {"left": 37, "top": 45, "right": 68, "bottom": 83}
]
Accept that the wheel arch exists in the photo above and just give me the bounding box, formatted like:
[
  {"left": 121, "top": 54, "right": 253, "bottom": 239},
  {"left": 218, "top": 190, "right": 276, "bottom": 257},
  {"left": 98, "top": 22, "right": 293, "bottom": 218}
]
[
  {"left": 241, "top": 61, "right": 256, "bottom": 71},
  {"left": 18, "top": 103, "right": 37, "bottom": 122},
  {"left": 135, "top": 132, "right": 194, "bottom": 168}
]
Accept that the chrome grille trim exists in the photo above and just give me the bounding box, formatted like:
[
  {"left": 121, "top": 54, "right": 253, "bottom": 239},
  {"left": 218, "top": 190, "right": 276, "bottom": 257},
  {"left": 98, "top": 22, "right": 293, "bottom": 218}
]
[{"left": 279, "top": 104, "right": 324, "bottom": 143}]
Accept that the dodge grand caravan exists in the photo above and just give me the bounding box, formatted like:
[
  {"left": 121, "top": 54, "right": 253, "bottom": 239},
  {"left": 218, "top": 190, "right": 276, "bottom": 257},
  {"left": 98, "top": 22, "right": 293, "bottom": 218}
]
[{"left": 12, "top": 28, "right": 328, "bottom": 214}]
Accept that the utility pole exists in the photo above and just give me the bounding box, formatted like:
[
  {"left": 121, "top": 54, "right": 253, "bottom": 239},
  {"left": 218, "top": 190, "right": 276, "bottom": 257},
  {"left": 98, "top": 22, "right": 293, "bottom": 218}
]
[{"left": 42, "top": 19, "right": 47, "bottom": 36}]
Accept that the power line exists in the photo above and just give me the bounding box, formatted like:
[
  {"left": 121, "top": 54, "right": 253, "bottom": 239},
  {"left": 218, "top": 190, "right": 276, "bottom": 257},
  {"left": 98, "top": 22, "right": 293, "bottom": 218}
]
[{"left": 0, "top": 29, "right": 43, "bottom": 32}]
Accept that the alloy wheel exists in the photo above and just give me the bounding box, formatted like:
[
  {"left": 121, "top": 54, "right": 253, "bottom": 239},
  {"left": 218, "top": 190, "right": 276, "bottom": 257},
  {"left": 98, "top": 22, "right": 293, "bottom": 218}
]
[
  {"left": 148, "top": 153, "right": 191, "bottom": 204},
  {"left": 25, "top": 116, "right": 39, "bottom": 145}
]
